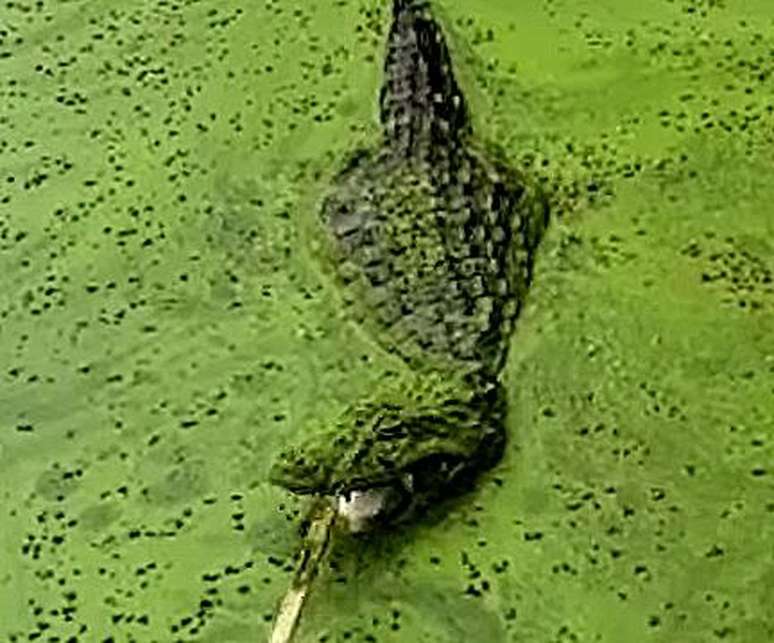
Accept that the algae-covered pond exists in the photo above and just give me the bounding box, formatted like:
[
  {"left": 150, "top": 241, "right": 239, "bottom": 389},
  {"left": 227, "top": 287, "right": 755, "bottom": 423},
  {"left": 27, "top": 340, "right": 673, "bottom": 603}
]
[{"left": 1, "top": 1, "right": 773, "bottom": 641}]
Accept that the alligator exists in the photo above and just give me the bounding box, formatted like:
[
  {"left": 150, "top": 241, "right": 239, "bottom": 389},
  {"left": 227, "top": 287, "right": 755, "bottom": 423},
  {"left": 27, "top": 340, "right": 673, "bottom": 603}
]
[{"left": 269, "top": 0, "right": 549, "bottom": 525}]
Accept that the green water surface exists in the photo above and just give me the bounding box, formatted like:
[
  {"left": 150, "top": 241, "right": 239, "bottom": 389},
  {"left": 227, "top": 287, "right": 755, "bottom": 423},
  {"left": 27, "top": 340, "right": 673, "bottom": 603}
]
[{"left": 1, "top": 1, "right": 772, "bottom": 641}]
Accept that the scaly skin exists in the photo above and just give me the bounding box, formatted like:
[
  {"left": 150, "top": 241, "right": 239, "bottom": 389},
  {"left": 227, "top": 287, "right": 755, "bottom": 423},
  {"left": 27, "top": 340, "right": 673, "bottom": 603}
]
[{"left": 269, "top": 0, "right": 548, "bottom": 511}]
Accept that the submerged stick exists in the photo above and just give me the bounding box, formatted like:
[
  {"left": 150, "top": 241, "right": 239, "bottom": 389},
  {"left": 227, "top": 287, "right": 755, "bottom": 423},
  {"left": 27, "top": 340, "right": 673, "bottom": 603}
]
[{"left": 269, "top": 499, "right": 337, "bottom": 643}]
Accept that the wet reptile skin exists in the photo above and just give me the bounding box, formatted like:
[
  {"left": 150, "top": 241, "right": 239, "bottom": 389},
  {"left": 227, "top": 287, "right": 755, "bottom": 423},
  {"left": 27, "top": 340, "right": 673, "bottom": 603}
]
[{"left": 269, "top": 0, "right": 549, "bottom": 507}]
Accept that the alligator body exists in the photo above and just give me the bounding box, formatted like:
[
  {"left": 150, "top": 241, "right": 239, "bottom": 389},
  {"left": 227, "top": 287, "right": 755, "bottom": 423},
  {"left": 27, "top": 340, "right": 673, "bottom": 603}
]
[
  {"left": 322, "top": 0, "right": 546, "bottom": 387},
  {"left": 269, "top": 0, "right": 548, "bottom": 518}
]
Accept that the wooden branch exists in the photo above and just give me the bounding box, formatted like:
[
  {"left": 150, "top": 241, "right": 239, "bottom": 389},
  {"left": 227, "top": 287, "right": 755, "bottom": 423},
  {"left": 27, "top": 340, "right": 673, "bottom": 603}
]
[{"left": 269, "top": 500, "right": 337, "bottom": 643}]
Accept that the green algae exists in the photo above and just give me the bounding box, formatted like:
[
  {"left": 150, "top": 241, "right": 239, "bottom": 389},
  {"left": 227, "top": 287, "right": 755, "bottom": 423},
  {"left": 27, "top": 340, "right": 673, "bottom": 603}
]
[{"left": 1, "top": 1, "right": 772, "bottom": 642}]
